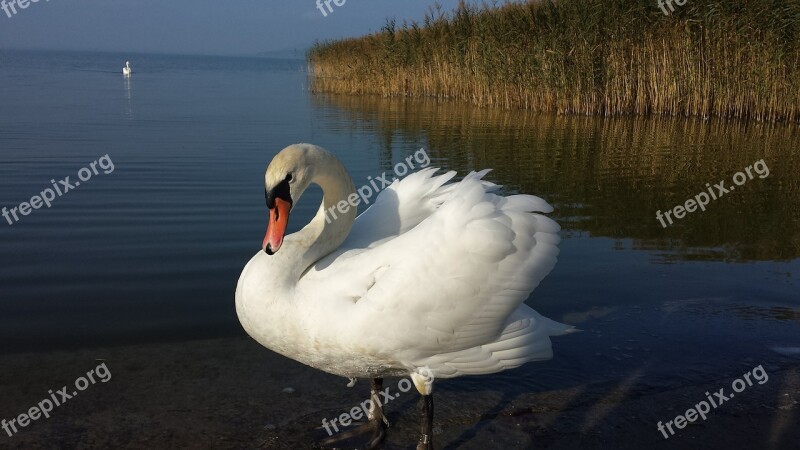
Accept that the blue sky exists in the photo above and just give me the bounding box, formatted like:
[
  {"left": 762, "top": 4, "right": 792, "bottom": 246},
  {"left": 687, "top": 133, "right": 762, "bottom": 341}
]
[{"left": 0, "top": 0, "right": 487, "bottom": 56}]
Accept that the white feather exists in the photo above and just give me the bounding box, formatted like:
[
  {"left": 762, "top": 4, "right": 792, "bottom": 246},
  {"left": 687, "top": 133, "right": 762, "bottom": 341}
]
[{"left": 236, "top": 144, "right": 573, "bottom": 382}]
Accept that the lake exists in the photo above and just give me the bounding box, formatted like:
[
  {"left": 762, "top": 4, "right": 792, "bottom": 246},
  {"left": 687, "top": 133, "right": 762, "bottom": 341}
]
[{"left": 0, "top": 50, "right": 798, "bottom": 448}]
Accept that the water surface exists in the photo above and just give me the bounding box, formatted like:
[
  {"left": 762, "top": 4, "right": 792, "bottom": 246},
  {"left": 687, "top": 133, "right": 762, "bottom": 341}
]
[{"left": 1, "top": 51, "right": 798, "bottom": 400}]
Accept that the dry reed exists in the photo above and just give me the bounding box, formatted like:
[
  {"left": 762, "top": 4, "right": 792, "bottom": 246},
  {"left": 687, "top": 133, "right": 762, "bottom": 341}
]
[{"left": 308, "top": 0, "right": 800, "bottom": 123}]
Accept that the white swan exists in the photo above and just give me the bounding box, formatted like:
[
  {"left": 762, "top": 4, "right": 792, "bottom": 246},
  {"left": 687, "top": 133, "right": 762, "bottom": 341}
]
[
  {"left": 235, "top": 144, "right": 574, "bottom": 449},
  {"left": 122, "top": 61, "right": 132, "bottom": 77}
]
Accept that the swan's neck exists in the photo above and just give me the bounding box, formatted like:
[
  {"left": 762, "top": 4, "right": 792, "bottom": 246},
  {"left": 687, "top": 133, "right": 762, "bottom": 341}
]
[
  {"left": 285, "top": 154, "right": 357, "bottom": 282},
  {"left": 235, "top": 149, "right": 356, "bottom": 353}
]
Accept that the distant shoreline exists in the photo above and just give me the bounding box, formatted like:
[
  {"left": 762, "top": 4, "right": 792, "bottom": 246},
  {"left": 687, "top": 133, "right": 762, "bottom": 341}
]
[
  {"left": 0, "top": 47, "right": 306, "bottom": 61},
  {"left": 308, "top": 0, "right": 800, "bottom": 123}
]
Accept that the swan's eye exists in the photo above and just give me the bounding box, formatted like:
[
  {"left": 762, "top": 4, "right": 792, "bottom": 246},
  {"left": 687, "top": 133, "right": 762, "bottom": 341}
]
[{"left": 285, "top": 173, "right": 293, "bottom": 183}]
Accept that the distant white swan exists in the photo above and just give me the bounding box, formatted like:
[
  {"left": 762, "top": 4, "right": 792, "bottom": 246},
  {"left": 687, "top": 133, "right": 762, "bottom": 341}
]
[
  {"left": 122, "top": 61, "right": 132, "bottom": 77},
  {"left": 236, "top": 143, "right": 574, "bottom": 449}
]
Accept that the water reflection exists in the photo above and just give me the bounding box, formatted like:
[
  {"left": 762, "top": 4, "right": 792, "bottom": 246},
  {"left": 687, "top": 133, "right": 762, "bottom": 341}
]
[
  {"left": 123, "top": 75, "right": 133, "bottom": 119},
  {"left": 663, "top": 298, "right": 800, "bottom": 323},
  {"left": 313, "top": 94, "right": 800, "bottom": 262}
]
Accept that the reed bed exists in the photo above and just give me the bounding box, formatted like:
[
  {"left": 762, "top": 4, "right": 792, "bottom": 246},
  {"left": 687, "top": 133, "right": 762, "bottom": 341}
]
[{"left": 308, "top": 0, "right": 800, "bottom": 122}]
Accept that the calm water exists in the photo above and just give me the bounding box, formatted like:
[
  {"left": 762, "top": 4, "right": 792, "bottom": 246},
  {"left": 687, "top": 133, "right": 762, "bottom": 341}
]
[{"left": 0, "top": 50, "right": 798, "bottom": 394}]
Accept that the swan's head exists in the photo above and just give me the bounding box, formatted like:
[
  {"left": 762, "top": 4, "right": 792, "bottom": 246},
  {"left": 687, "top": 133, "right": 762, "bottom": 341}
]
[{"left": 262, "top": 144, "right": 320, "bottom": 255}]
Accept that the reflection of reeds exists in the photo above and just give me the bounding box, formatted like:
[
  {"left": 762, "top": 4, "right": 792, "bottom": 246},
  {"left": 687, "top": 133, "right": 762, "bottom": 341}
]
[
  {"left": 309, "top": 0, "right": 800, "bottom": 123},
  {"left": 314, "top": 93, "right": 800, "bottom": 262}
]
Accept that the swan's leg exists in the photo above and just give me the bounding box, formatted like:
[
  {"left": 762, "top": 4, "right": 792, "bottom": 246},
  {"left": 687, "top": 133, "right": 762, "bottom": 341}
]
[
  {"left": 318, "top": 378, "right": 387, "bottom": 449},
  {"left": 366, "top": 378, "right": 388, "bottom": 448},
  {"left": 416, "top": 394, "right": 434, "bottom": 450},
  {"left": 411, "top": 370, "right": 435, "bottom": 450}
]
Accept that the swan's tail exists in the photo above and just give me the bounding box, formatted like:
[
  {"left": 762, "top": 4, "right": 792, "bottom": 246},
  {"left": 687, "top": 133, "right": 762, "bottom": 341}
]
[{"left": 413, "top": 305, "right": 575, "bottom": 379}]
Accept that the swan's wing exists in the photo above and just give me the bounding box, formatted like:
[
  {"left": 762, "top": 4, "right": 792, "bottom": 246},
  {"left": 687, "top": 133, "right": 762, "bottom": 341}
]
[
  {"left": 411, "top": 304, "right": 574, "bottom": 378},
  {"left": 343, "top": 168, "right": 498, "bottom": 249},
  {"left": 302, "top": 171, "right": 563, "bottom": 367}
]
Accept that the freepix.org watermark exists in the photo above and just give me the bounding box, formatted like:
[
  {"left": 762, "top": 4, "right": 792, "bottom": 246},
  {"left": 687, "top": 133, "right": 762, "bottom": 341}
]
[
  {"left": 2, "top": 154, "right": 115, "bottom": 226},
  {"left": 316, "top": 0, "right": 346, "bottom": 17},
  {"left": 656, "top": 364, "right": 768, "bottom": 440},
  {"left": 1, "top": 0, "right": 50, "bottom": 19},
  {"left": 656, "top": 159, "right": 769, "bottom": 228},
  {"left": 657, "top": 0, "right": 688, "bottom": 16},
  {"left": 324, "top": 148, "right": 430, "bottom": 224},
  {"left": 322, "top": 369, "right": 435, "bottom": 437},
  {"left": 2, "top": 362, "right": 111, "bottom": 438}
]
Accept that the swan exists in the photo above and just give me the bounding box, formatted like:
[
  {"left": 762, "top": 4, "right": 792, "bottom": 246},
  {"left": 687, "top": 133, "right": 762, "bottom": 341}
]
[
  {"left": 235, "top": 144, "right": 574, "bottom": 449},
  {"left": 122, "top": 61, "right": 132, "bottom": 77}
]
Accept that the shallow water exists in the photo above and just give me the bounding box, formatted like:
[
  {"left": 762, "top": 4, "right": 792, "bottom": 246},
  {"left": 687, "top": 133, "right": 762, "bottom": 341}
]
[{"left": 1, "top": 50, "right": 798, "bottom": 400}]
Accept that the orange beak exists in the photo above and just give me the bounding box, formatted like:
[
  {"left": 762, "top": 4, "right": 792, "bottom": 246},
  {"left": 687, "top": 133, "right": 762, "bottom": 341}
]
[{"left": 263, "top": 197, "right": 291, "bottom": 255}]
